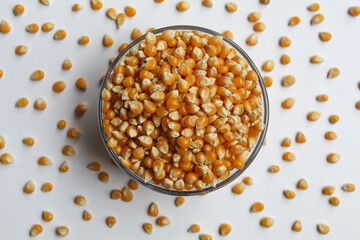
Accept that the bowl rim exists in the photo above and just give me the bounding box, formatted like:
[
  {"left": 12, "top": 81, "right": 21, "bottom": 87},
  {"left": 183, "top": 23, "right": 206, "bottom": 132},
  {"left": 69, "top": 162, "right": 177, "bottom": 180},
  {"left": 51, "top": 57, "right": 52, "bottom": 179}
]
[{"left": 97, "top": 25, "right": 269, "bottom": 196}]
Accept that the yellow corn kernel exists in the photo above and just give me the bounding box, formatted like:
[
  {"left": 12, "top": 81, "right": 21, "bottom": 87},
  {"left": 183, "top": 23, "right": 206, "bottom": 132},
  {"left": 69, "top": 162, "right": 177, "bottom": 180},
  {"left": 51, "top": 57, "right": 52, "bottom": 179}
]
[
  {"left": 30, "top": 224, "right": 43, "bottom": 236},
  {"left": 268, "top": 165, "right": 280, "bottom": 173},
  {"left": 280, "top": 54, "right": 291, "bottom": 65},
  {"left": 283, "top": 189, "right": 296, "bottom": 199},
  {"left": 262, "top": 60, "right": 275, "bottom": 72},
  {"left": 319, "top": 31, "right": 332, "bottom": 42},
  {"left": 223, "top": 30, "right": 234, "bottom": 40},
  {"left": 323, "top": 186, "right": 335, "bottom": 195},
  {"left": 292, "top": 220, "right": 302, "bottom": 232},
  {"left": 15, "top": 45, "right": 29, "bottom": 55},
  {"left": 13, "top": 4, "right": 25, "bottom": 16},
  {"left": 83, "top": 210, "right": 92, "bottom": 221},
  {"left": 288, "top": 16, "right": 300, "bottom": 26},
  {"left": 75, "top": 102, "right": 88, "bottom": 116},
  {"left": 248, "top": 12, "right": 261, "bottom": 22},
  {"left": 327, "top": 67, "right": 340, "bottom": 78},
  {"left": 78, "top": 36, "right": 90, "bottom": 45},
  {"left": 0, "top": 69, "right": 3, "bottom": 79},
  {"left": 279, "top": 36, "right": 291, "bottom": 47},
  {"left": 246, "top": 33, "right": 258, "bottom": 46},
  {"left": 30, "top": 70, "right": 44, "bottom": 81},
  {"left": 106, "top": 216, "right": 116, "bottom": 227},
  {"left": 156, "top": 216, "right": 171, "bottom": 226},
  {"left": 243, "top": 176, "right": 254, "bottom": 185},
  {"left": 349, "top": 6, "right": 360, "bottom": 17},
  {"left": 56, "top": 226, "right": 69, "bottom": 237},
  {"left": 16, "top": 97, "right": 29, "bottom": 107},
  {"left": 310, "top": 55, "right": 324, "bottom": 64},
  {"left": 307, "top": 111, "right": 321, "bottom": 121},
  {"left": 342, "top": 183, "right": 355, "bottom": 192},
  {"left": 34, "top": 98, "right": 47, "bottom": 110},
  {"left": 87, "top": 161, "right": 101, "bottom": 172},
  {"left": 39, "top": 0, "right": 50, "bottom": 6},
  {"left": 316, "top": 94, "right": 328, "bottom": 102},
  {"left": 250, "top": 202, "right": 264, "bottom": 212},
  {"left": 98, "top": 171, "right": 109, "bottom": 183},
  {"left": 41, "top": 182, "right": 53, "bottom": 192},
  {"left": 148, "top": 202, "right": 159, "bottom": 217},
  {"left": 154, "top": 0, "right": 164, "bottom": 2},
  {"left": 26, "top": 23, "right": 39, "bottom": 33},
  {"left": 177, "top": 1, "right": 191, "bottom": 11},
  {"left": 43, "top": 211, "right": 53, "bottom": 222},
  {"left": 38, "top": 156, "right": 53, "bottom": 166},
  {"left": 225, "top": 2, "right": 238, "bottom": 13},
  {"left": 74, "top": 195, "right": 87, "bottom": 206},
  {"left": 253, "top": 22, "right": 266, "bottom": 32},
  {"left": 62, "top": 58, "right": 72, "bottom": 70},
  {"left": 131, "top": 28, "right": 143, "bottom": 40},
  {"left": 307, "top": 3, "right": 320, "bottom": 12},
  {"left": 188, "top": 224, "right": 200, "bottom": 233},
  {"left": 62, "top": 145, "right": 76, "bottom": 156},
  {"left": 23, "top": 180, "right": 35, "bottom": 194},
  {"left": 41, "top": 22, "right": 55, "bottom": 32},
  {"left": 356, "top": 101, "right": 360, "bottom": 110},
  {"left": 59, "top": 161, "right": 69, "bottom": 173},
  {"left": 202, "top": 0, "right": 213, "bottom": 7},
  {"left": 91, "top": 0, "right": 103, "bottom": 10},
  {"left": 110, "top": 189, "right": 122, "bottom": 199},
  {"left": 175, "top": 196, "right": 185, "bottom": 206},
  {"left": 125, "top": 6, "right": 136, "bottom": 17},
  {"left": 219, "top": 223, "right": 232, "bottom": 236},
  {"left": 260, "top": 217, "right": 275, "bottom": 228},
  {"left": 232, "top": 182, "right": 245, "bottom": 194},
  {"left": 143, "top": 223, "right": 153, "bottom": 234},
  {"left": 311, "top": 13, "right": 325, "bottom": 25},
  {"left": 75, "top": 77, "right": 88, "bottom": 90},
  {"left": 116, "top": 13, "right": 126, "bottom": 28},
  {"left": 263, "top": 76, "right": 273, "bottom": 88},
  {"left": 317, "top": 224, "right": 330, "bottom": 235},
  {"left": 57, "top": 119, "right": 67, "bottom": 130},
  {"left": 0, "top": 20, "right": 11, "bottom": 34},
  {"left": 53, "top": 81, "right": 66, "bottom": 93},
  {"left": 259, "top": 0, "right": 270, "bottom": 4},
  {"left": 327, "top": 153, "right": 340, "bottom": 163},
  {"left": 72, "top": 3, "right": 84, "bottom": 11},
  {"left": 199, "top": 234, "right": 212, "bottom": 240},
  {"left": 329, "top": 196, "right": 340, "bottom": 206},
  {"left": 0, "top": 153, "right": 15, "bottom": 164},
  {"left": 295, "top": 131, "right": 306, "bottom": 143},
  {"left": 281, "top": 137, "right": 291, "bottom": 147},
  {"left": 106, "top": 8, "right": 118, "bottom": 20},
  {"left": 67, "top": 128, "right": 81, "bottom": 139},
  {"left": 281, "top": 75, "right": 295, "bottom": 87},
  {"left": 283, "top": 152, "right": 295, "bottom": 161},
  {"left": 0, "top": 136, "right": 5, "bottom": 149},
  {"left": 54, "top": 29, "right": 67, "bottom": 40},
  {"left": 325, "top": 131, "right": 337, "bottom": 140},
  {"left": 121, "top": 186, "right": 133, "bottom": 202},
  {"left": 103, "top": 34, "right": 114, "bottom": 47},
  {"left": 281, "top": 98, "right": 295, "bottom": 109},
  {"left": 23, "top": 137, "right": 35, "bottom": 146}
]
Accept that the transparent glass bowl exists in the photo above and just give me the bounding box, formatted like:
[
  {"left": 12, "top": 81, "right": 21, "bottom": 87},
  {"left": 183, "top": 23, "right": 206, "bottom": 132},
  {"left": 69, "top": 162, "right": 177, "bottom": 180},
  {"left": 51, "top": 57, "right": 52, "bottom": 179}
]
[{"left": 98, "top": 25, "right": 269, "bottom": 196}]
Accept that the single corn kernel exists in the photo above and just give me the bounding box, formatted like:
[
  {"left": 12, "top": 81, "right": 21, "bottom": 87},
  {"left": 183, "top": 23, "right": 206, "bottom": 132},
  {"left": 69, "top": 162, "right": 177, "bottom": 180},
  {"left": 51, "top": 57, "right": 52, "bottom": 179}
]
[
  {"left": 0, "top": 69, "right": 3, "bottom": 79},
  {"left": 317, "top": 224, "right": 330, "bottom": 235},
  {"left": 283, "top": 189, "right": 296, "bottom": 199},
  {"left": 41, "top": 22, "right": 55, "bottom": 32},
  {"left": 56, "top": 226, "right": 69, "bottom": 237},
  {"left": 327, "top": 153, "right": 340, "bottom": 163},
  {"left": 34, "top": 98, "right": 47, "bottom": 110},
  {"left": 30, "top": 70, "right": 44, "bottom": 81},
  {"left": 281, "top": 75, "right": 295, "bottom": 87},
  {"left": 199, "top": 234, "right": 212, "bottom": 240},
  {"left": 292, "top": 220, "right": 302, "bottom": 232},
  {"left": 219, "top": 223, "right": 232, "bottom": 236},
  {"left": 76, "top": 78, "right": 88, "bottom": 90},
  {"left": 282, "top": 137, "right": 292, "bottom": 147},
  {"left": 83, "top": 210, "right": 92, "bottom": 221},
  {"left": 279, "top": 36, "right": 291, "bottom": 47},
  {"left": 53, "top": 81, "right": 66, "bottom": 93},
  {"left": 41, "top": 182, "right": 53, "bottom": 192},
  {"left": 62, "top": 145, "right": 76, "bottom": 156},
  {"left": 57, "top": 120, "right": 67, "bottom": 130},
  {"left": 43, "top": 211, "right": 53, "bottom": 222},
  {"left": 253, "top": 22, "right": 266, "bottom": 32},
  {"left": 248, "top": 12, "right": 262, "bottom": 22},
  {"left": 16, "top": 97, "right": 29, "bottom": 107},
  {"left": 202, "top": 0, "right": 213, "bottom": 7},
  {"left": 75, "top": 103, "right": 88, "bottom": 116},
  {"left": 15, "top": 45, "right": 29, "bottom": 55},
  {"left": 106, "top": 216, "right": 116, "bottom": 227},
  {"left": 175, "top": 196, "right": 185, "bottom": 206},
  {"left": 143, "top": 223, "right": 153, "bottom": 234},
  {"left": 342, "top": 183, "right": 356, "bottom": 192},
  {"left": 67, "top": 128, "right": 81, "bottom": 139},
  {"left": 62, "top": 58, "right": 72, "bottom": 70},
  {"left": 121, "top": 187, "right": 133, "bottom": 202},
  {"left": 289, "top": 16, "right": 300, "bottom": 26},
  {"left": 297, "top": 179, "right": 308, "bottom": 190},
  {"left": 23, "top": 137, "right": 35, "bottom": 146},
  {"left": 307, "top": 111, "right": 321, "bottom": 121},
  {"left": 280, "top": 54, "right": 291, "bottom": 65},
  {"left": 78, "top": 36, "right": 90, "bottom": 45},
  {"left": 243, "top": 176, "right": 254, "bottom": 185},
  {"left": 98, "top": 171, "right": 110, "bottom": 183},
  {"left": 246, "top": 33, "right": 258, "bottom": 46},
  {"left": 59, "top": 161, "right": 69, "bottom": 173},
  {"left": 125, "top": 6, "right": 136, "bottom": 17},
  {"left": 0, "top": 20, "right": 11, "bottom": 34},
  {"left": 13, "top": 4, "right": 25, "bottom": 16},
  {"left": 131, "top": 28, "right": 143, "bottom": 40},
  {"left": 110, "top": 189, "right": 122, "bottom": 199},
  {"left": 39, "top": 0, "right": 50, "bottom": 6},
  {"left": 259, "top": 0, "right": 270, "bottom": 4},
  {"left": 148, "top": 202, "right": 159, "bottom": 217},
  {"left": 329, "top": 115, "right": 339, "bottom": 124},
  {"left": 325, "top": 131, "right": 337, "bottom": 140},
  {"left": 310, "top": 55, "right": 324, "bottom": 64},
  {"left": 0, "top": 136, "right": 5, "bottom": 149},
  {"left": 75, "top": 195, "right": 87, "bottom": 206},
  {"left": 250, "top": 202, "right": 264, "bottom": 212},
  {"left": 116, "top": 13, "right": 126, "bottom": 28},
  {"left": 319, "top": 32, "right": 332, "bottom": 42},
  {"left": 177, "top": 1, "right": 191, "bottom": 11},
  {"left": 156, "top": 216, "right": 171, "bottom": 226},
  {"left": 188, "top": 224, "right": 200, "bottom": 233},
  {"left": 0, "top": 153, "right": 15, "bottom": 164},
  {"left": 262, "top": 60, "right": 275, "bottom": 72},
  {"left": 264, "top": 76, "right": 273, "bottom": 88},
  {"left": 295, "top": 131, "right": 306, "bottom": 143},
  {"left": 154, "top": 0, "right": 165, "bottom": 2},
  {"left": 23, "top": 181, "right": 35, "bottom": 194},
  {"left": 268, "top": 165, "right": 280, "bottom": 173},
  {"left": 260, "top": 217, "right": 275, "bottom": 228},
  {"left": 232, "top": 182, "right": 245, "bottom": 194},
  {"left": 128, "top": 180, "right": 139, "bottom": 190},
  {"left": 308, "top": 3, "right": 320, "bottom": 12},
  {"left": 322, "top": 186, "right": 335, "bottom": 195},
  {"left": 327, "top": 67, "right": 340, "bottom": 78},
  {"left": 223, "top": 30, "right": 234, "bottom": 40},
  {"left": 356, "top": 101, "right": 360, "bottom": 110},
  {"left": 72, "top": 3, "right": 84, "bottom": 11},
  {"left": 225, "top": 2, "right": 238, "bottom": 13},
  {"left": 349, "top": 6, "right": 360, "bottom": 17},
  {"left": 283, "top": 152, "right": 296, "bottom": 161},
  {"left": 311, "top": 13, "right": 325, "bottom": 25},
  {"left": 103, "top": 34, "right": 114, "bottom": 47},
  {"left": 30, "top": 224, "right": 43, "bottom": 236},
  {"left": 26, "top": 23, "right": 39, "bottom": 33},
  {"left": 38, "top": 156, "right": 53, "bottom": 166},
  {"left": 106, "top": 8, "right": 118, "bottom": 20},
  {"left": 281, "top": 98, "right": 295, "bottom": 109},
  {"left": 87, "top": 161, "right": 101, "bottom": 171},
  {"left": 54, "top": 29, "right": 67, "bottom": 40},
  {"left": 91, "top": 0, "right": 103, "bottom": 10},
  {"left": 329, "top": 196, "right": 340, "bottom": 206},
  {"left": 316, "top": 94, "right": 328, "bottom": 102}
]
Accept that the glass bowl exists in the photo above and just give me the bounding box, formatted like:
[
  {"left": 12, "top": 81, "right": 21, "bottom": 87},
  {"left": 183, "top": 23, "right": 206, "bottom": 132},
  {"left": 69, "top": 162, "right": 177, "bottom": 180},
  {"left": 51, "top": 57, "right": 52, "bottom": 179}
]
[{"left": 98, "top": 25, "right": 269, "bottom": 196}]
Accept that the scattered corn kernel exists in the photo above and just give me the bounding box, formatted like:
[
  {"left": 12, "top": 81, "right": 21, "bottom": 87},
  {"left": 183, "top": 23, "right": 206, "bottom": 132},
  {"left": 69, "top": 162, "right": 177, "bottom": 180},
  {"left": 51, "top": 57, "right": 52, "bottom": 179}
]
[
  {"left": 72, "top": 3, "right": 83, "bottom": 11},
  {"left": 75, "top": 103, "right": 88, "bottom": 116},
  {"left": 317, "top": 224, "right": 329, "bottom": 235},
  {"left": 75, "top": 195, "right": 87, "bottom": 206},
  {"left": 67, "top": 128, "right": 81, "bottom": 139},
  {"left": 268, "top": 165, "right": 280, "bottom": 173},
  {"left": 0, "top": 136, "right": 5, "bottom": 149},
  {"left": 342, "top": 183, "right": 355, "bottom": 192},
  {"left": 98, "top": 171, "right": 110, "bottom": 183},
  {"left": 355, "top": 101, "right": 360, "bottom": 110},
  {"left": 232, "top": 182, "right": 245, "bottom": 194},
  {"left": 219, "top": 223, "right": 232, "bottom": 236},
  {"left": 262, "top": 60, "right": 275, "bottom": 72},
  {"left": 322, "top": 186, "right": 335, "bottom": 195},
  {"left": 308, "top": 3, "right": 320, "bottom": 12},
  {"left": 310, "top": 55, "right": 324, "bottom": 64},
  {"left": 62, "top": 58, "right": 72, "bottom": 70},
  {"left": 177, "top": 1, "right": 191, "bottom": 11},
  {"left": 26, "top": 23, "right": 39, "bottom": 33},
  {"left": 225, "top": 2, "right": 238, "bottom": 13},
  {"left": 57, "top": 120, "right": 67, "bottom": 130},
  {"left": 283, "top": 152, "right": 296, "bottom": 161},
  {"left": 15, "top": 45, "right": 29, "bottom": 55},
  {"left": 106, "top": 216, "right": 116, "bottom": 227},
  {"left": 327, "top": 67, "right": 340, "bottom": 78},
  {"left": 143, "top": 223, "right": 153, "bottom": 234},
  {"left": 41, "top": 22, "right": 55, "bottom": 32},
  {"left": 349, "top": 6, "right": 360, "bottom": 17},
  {"left": 283, "top": 189, "right": 296, "bottom": 199},
  {"left": 259, "top": 0, "right": 270, "bottom": 4},
  {"left": 292, "top": 220, "right": 302, "bottom": 232},
  {"left": 0, "top": 153, "right": 15, "bottom": 164},
  {"left": 199, "top": 234, "right": 212, "bottom": 240},
  {"left": 250, "top": 202, "right": 264, "bottom": 212},
  {"left": 121, "top": 187, "right": 133, "bottom": 202},
  {"left": 148, "top": 202, "right": 159, "bottom": 217},
  {"left": 39, "top": 0, "right": 50, "bottom": 6},
  {"left": 0, "top": 69, "right": 3, "bottom": 79},
  {"left": 78, "top": 36, "right": 90, "bottom": 45},
  {"left": 59, "top": 161, "right": 69, "bottom": 173},
  {"left": 282, "top": 75, "right": 295, "bottom": 87},
  {"left": 106, "top": 8, "right": 118, "bottom": 20},
  {"left": 243, "top": 176, "right": 254, "bottom": 185},
  {"left": 289, "top": 16, "right": 300, "bottom": 26},
  {"left": 156, "top": 216, "right": 171, "bottom": 226},
  {"left": 246, "top": 33, "right": 258, "bottom": 46},
  {"left": 30, "top": 224, "right": 43, "bottom": 236},
  {"left": 329, "top": 196, "right": 340, "bottom": 206},
  {"left": 325, "top": 131, "right": 337, "bottom": 140},
  {"left": 260, "top": 217, "right": 275, "bottom": 228},
  {"left": 91, "top": 0, "right": 103, "bottom": 10},
  {"left": 116, "top": 13, "right": 126, "bottom": 28},
  {"left": 30, "top": 70, "right": 44, "bottom": 81},
  {"left": 75, "top": 77, "right": 88, "bottom": 90},
  {"left": 38, "top": 156, "right": 53, "bottom": 165},
  {"left": 87, "top": 161, "right": 101, "bottom": 171},
  {"left": 54, "top": 29, "right": 67, "bottom": 40},
  {"left": 202, "top": 0, "right": 213, "bottom": 7},
  {"left": 264, "top": 76, "right": 273, "bottom": 88},
  {"left": 279, "top": 36, "right": 291, "bottom": 47},
  {"left": 53, "top": 81, "right": 66, "bottom": 93},
  {"left": 295, "top": 131, "right": 306, "bottom": 143},
  {"left": 125, "top": 6, "right": 136, "bottom": 17},
  {"left": 82, "top": 210, "right": 92, "bottom": 221},
  {"left": 175, "top": 196, "right": 185, "bottom": 206},
  {"left": 327, "top": 153, "right": 340, "bottom": 163},
  {"left": 13, "top": 4, "right": 25, "bottom": 16},
  {"left": 280, "top": 54, "right": 291, "bottom": 65},
  {"left": 127, "top": 180, "right": 138, "bottom": 190},
  {"left": 282, "top": 137, "right": 292, "bottom": 147},
  {"left": 34, "top": 98, "right": 47, "bottom": 110},
  {"left": 311, "top": 13, "right": 324, "bottom": 25},
  {"left": 297, "top": 179, "right": 308, "bottom": 190},
  {"left": 110, "top": 189, "right": 122, "bottom": 199},
  {"left": 62, "top": 145, "right": 76, "bottom": 156},
  {"left": 23, "top": 137, "right": 35, "bottom": 146},
  {"left": 43, "top": 211, "right": 53, "bottom": 222},
  {"left": 307, "top": 111, "right": 321, "bottom": 121},
  {"left": 155, "top": 0, "right": 164, "bottom": 2},
  {"left": 41, "top": 182, "right": 53, "bottom": 192},
  {"left": 56, "top": 226, "right": 69, "bottom": 237},
  {"left": 16, "top": 97, "right": 29, "bottom": 107},
  {"left": 188, "top": 224, "right": 200, "bottom": 233},
  {"left": 131, "top": 28, "right": 143, "bottom": 40},
  {"left": 0, "top": 20, "right": 11, "bottom": 34},
  {"left": 253, "top": 22, "right": 266, "bottom": 32},
  {"left": 319, "top": 31, "right": 332, "bottom": 42},
  {"left": 248, "top": 12, "right": 261, "bottom": 22},
  {"left": 23, "top": 180, "right": 35, "bottom": 194},
  {"left": 316, "top": 94, "right": 328, "bottom": 102},
  {"left": 103, "top": 34, "right": 114, "bottom": 47},
  {"left": 282, "top": 98, "right": 295, "bottom": 109},
  {"left": 223, "top": 30, "right": 234, "bottom": 40}
]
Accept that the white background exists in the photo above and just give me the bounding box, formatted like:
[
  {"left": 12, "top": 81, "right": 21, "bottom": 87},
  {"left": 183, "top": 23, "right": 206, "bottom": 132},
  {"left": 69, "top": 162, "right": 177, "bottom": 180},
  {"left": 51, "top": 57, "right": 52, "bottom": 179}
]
[{"left": 1, "top": 0, "right": 360, "bottom": 239}]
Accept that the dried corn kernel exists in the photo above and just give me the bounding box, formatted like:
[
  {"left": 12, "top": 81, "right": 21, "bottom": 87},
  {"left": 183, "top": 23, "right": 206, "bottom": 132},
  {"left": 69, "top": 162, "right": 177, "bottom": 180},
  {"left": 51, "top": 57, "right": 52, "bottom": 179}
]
[
  {"left": 82, "top": 210, "right": 92, "bottom": 221},
  {"left": 0, "top": 153, "right": 15, "bottom": 164},
  {"left": 295, "top": 131, "right": 306, "bottom": 143},
  {"left": 282, "top": 98, "right": 295, "bottom": 109},
  {"left": 329, "top": 196, "right": 340, "bottom": 206},
  {"left": 15, "top": 45, "right": 29, "bottom": 55},
  {"left": 13, "top": 4, "right": 25, "bottom": 16},
  {"left": 292, "top": 220, "right": 302, "bottom": 232},
  {"left": 30, "top": 224, "right": 43, "bottom": 236},
  {"left": 323, "top": 186, "right": 335, "bottom": 195},
  {"left": 282, "top": 75, "right": 295, "bottom": 86},
  {"left": 349, "top": 6, "right": 360, "bottom": 17},
  {"left": 116, "top": 13, "right": 126, "bottom": 28},
  {"left": 308, "top": 3, "right": 320, "bottom": 12},
  {"left": 283, "top": 189, "right": 296, "bottom": 199},
  {"left": 34, "top": 98, "right": 47, "bottom": 110},
  {"left": 156, "top": 216, "right": 171, "bottom": 226},
  {"left": 110, "top": 189, "right": 122, "bottom": 199},
  {"left": 311, "top": 13, "right": 324, "bottom": 25},
  {"left": 75, "top": 195, "right": 87, "bottom": 206},
  {"left": 175, "top": 196, "right": 185, "bottom": 206},
  {"left": 91, "top": 0, "right": 103, "bottom": 10},
  {"left": 199, "top": 234, "right": 212, "bottom": 240},
  {"left": 16, "top": 97, "right": 29, "bottom": 107},
  {"left": 325, "top": 131, "right": 337, "bottom": 140},
  {"left": 43, "top": 211, "right": 53, "bottom": 222},
  {"left": 131, "top": 28, "right": 143, "bottom": 40},
  {"left": 262, "top": 60, "right": 275, "bottom": 72},
  {"left": 41, "top": 182, "right": 53, "bottom": 192},
  {"left": 24, "top": 181, "right": 35, "bottom": 194},
  {"left": 106, "top": 8, "right": 117, "bottom": 20},
  {"left": 248, "top": 12, "right": 261, "bottom": 22},
  {"left": 327, "top": 153, "right": 340, "bottom": 163},
  {"left": 327, "top": 67, "right": 340, "bottom": 78},
  {"left": 41, "top": 22, "right": 55, "bottom": 32},
  {"left": 26, "top": 23, "right": 39, "bottom": 33},
  {"left": 219, "top": 223, "right": 231, "bottom": 236},
  {"left": 319, "top": 31, "right": 332, "bottom": 42},
  {"left": 250, "top": 202, "right": 264, "bottom": 212},
  {"left": 259, "top": 0, "right": 270, "bottom": 4},
  {"left": 57, "top": 120, "right": 67, "bottom": 130},
  {"left": 87, "top": 161, "right": 101, "bottom": 171},
  {"left": 67, "top": 128, "right": 81, "bottom": 139},
  {"left": 75, "top": 77, "right": 88, "bottom": 90},
  {"left": 316, "top": 94, "right": 328, "bottom": 102},
  {"left": 310, "top": 55, "right": 324, "bottom": 64},
  {"left": 188, "top": 224, "right": 200, "bottom": 233},
  {"left": 260, "top": 217, "right": 275, "bottom": 228},
  {"left": 143, "top": 223, "right": 153, "bottom": 234},
  {"left": 39, "top": 0, "right": 50, "bottom": 5},
  {"left": 283, "top": 152, "right": 296, "bottom": 161},
  {"left": 282, "top": 137, "right": 291, "bottom": 147},
  {"left": 297, "top": 179, "right": 308, "bottom": 190},
  {"left": 289, "top": 16, "right": 300, "bottom": 26},
  {"left": 125, "top": 6, "right": 136, "bottom": 17},
  {"left": 62, "top": 58, "right": 72, "bottom": 70},
  {"left": 243, "top": 176, "right": 254, "bottom": 185},
  {"left": 0, "top": 20, "right": 11, "bottom": 34},
  {"left": 23, "top": 137, "right": 35, "bottom": 146},
  {"left": 62, "top": 145, "right": 76, "bottom": 156},
  {"left": 121, "top": 187, "right": 133, "bottom": 202},
  {"left": 78, "top": 36, "right": 90, "bottom": 45},
  {"left": 38, "top": 156, "right": 53, "bottom": 165},
  {"left": 0, "top": 136, "right": 5, "bottom": 149},
  {"left": 148, "top": 202, "right": 159, "bottom": 217},
  {"left": 225, "top": 2, "right": 238, "bottom": 13},
  {"left": 0, "top": 69, "right": 3, "bottom": 79},
  {"left": 307, "top": 111, "right": 321, "bottom": 121},
  {"left": 106, "top": 216, "right": 116, "bottom": 227},
  {"left": 59, "top": 161, "right": 69, "bottom": 173},
  {"left": 268, "top": 165, "right": 280, "bottom": 173},
  {"left": 54, "top": 29, "right": 67, "bottom": 40},
  {"left": 56, "top": 226, "right": 69, "bottom": 237},
  {"left": 223, "top": 30, "right": 234, "bottom": 40},
  {"left": 232, "top": 182, "right": 245, "bottom": 194},
  {"left": 75, "top": 103, "right": 88, "bottom": 116},
  {"left": 342, "top": 183, "right": 355, "bottom": 192},
  {"left": 280, "top": 54, "right": 291, "bottom": 65},
  {"left": 279, "top": 36, "right": 291, "bottom": 47},
  {"left": 98, "top": 171, "right": 109, "bottom": 183},
  {"left": 246, "top": 33, "right": 258, "bottom": 46},
  {"left": 264, "top": 76, "right": 273, "bottom": 88},
  {"left": 72, "top": 3, "right": 83, "bottom": 11},
  {"left": 317, "top": 224, "right": 329, "bottom": 235},
  {"left": 253, "top": 22, "right": 266, "bottom": 32},
  {"left": 103, "top": 34, "right": 114, "bottom": 47},
  {"left": 177, "top": 1, "right": 191, "bottom": 11},
  {"left": 53, "top": 81, "right": 66, "bottom": 93},
  {"left": 30, "top": 70, "right": 44, "bottom": 81},
  {"left": 356, "top": 101, "right": 360, "bottom": 110},
  {"left": 203, "top": 0, "right": 213, "bottom": 7}
]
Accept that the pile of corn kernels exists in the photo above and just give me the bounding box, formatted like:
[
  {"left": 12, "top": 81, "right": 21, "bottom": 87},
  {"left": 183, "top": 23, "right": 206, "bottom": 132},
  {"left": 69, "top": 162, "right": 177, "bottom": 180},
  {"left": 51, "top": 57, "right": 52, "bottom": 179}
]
[{"left": 0, "top": 0, "right": 359, "bottom": 239}]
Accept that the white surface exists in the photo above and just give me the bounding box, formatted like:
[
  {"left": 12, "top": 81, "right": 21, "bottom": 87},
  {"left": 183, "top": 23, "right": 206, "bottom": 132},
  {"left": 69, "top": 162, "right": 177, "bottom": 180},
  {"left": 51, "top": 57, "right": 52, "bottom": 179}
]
[{"left": 1, "top": 0, "right": 360, "bottom": 239}]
